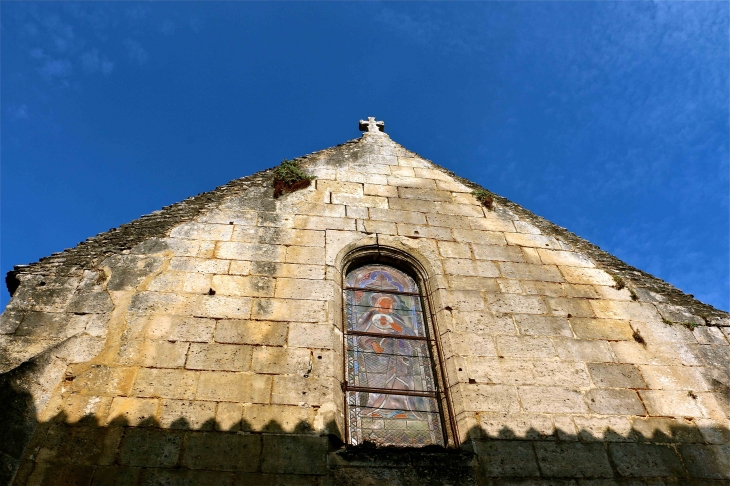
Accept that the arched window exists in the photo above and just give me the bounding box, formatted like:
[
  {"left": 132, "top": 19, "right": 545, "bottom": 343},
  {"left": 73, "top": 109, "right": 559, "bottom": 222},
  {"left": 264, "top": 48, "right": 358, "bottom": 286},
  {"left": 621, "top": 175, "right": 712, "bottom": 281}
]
[{"left": 343, "top": 263, "right": 447, "bottom": 447}]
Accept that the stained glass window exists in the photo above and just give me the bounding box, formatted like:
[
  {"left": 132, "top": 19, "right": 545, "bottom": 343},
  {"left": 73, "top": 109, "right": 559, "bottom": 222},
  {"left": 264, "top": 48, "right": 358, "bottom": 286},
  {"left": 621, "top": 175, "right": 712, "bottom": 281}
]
[{"left": 344, "top": 264, "right": 445, "bottom": 447}]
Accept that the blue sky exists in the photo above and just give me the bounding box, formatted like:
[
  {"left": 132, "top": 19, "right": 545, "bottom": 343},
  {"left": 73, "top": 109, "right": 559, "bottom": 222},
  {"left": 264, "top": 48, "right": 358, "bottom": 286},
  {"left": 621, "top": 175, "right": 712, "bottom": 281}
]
[{"left": 2, "top": 2, "right": 728, "bottom": 311}]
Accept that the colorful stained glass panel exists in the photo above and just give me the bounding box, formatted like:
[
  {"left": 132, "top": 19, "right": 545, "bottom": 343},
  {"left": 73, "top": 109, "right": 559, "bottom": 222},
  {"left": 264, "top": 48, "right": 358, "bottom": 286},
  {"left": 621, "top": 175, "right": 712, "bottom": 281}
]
[
  {"left": 344, "top": 264, "right": 445, "bottom": 447},
  {"left": 345, "top": 264, "right": 418, "bottom": 293}
]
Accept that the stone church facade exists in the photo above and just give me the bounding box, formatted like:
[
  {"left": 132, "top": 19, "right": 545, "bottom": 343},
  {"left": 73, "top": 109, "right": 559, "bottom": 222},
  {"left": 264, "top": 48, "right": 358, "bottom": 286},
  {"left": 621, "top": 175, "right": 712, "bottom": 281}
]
[{"left": 1, "top": 118, "right": 729, "bottom": 485}]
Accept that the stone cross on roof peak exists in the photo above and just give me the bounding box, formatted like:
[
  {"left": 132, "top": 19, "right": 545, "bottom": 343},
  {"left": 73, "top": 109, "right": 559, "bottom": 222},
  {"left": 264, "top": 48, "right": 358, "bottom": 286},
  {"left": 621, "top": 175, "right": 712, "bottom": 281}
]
[{"left": 359, "top": 117, "right": 385, "bottom": 133}]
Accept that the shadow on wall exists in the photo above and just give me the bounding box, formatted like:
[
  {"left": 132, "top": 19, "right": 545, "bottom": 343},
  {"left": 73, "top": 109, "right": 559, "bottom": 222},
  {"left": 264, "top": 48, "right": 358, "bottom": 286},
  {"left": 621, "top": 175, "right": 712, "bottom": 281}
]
[{"left": 2, "top": 365, "right": 730, "bottom": 486}]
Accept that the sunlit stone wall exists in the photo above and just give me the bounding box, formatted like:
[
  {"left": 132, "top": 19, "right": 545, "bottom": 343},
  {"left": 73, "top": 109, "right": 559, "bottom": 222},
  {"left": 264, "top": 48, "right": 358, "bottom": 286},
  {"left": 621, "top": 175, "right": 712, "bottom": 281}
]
[{"left": 1, "top": 128, "right": 728, "bottom": 485}]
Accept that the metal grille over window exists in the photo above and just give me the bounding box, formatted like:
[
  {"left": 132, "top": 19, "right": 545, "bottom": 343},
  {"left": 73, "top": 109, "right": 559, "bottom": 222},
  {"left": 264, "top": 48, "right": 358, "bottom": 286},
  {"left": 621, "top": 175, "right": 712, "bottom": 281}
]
[{"left": 344, "top": 264, "right": 445, "bottom": 447}]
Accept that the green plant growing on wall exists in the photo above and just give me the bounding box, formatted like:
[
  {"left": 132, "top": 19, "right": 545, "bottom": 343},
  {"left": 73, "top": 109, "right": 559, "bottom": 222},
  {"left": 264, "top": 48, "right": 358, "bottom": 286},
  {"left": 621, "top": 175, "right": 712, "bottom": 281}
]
[
  {"left": 472, "top": 189, "right": 494, "bottom": 210},
  {"left": 612, "top": 274, "right": 625, "bottom": 290},
  {"left": 273, "top": 159, "right": 316, "bottom": 198},
  {"left": 628, "top": 288, "right": 639, "bottom": 301}
]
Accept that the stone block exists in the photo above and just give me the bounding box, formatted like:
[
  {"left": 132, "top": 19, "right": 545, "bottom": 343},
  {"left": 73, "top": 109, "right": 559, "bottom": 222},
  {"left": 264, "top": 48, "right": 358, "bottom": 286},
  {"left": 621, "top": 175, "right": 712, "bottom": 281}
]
[
  {"left": 210, "top": 275, "right": 275, "bottom": 297},
  {"left": 251, "top": 298, "right": 326, "bottom": 322},
  {"left": 587, "top": 363, "right": 646, "bottom": 389},
  {"left": 67, "top": 291, "right": 114, "bottom": 314},
  {"left": 520, "top": 247, "right": 541, "bottom": 264},
  {"left": 397, "top": 224, "right": 454, "bottom": 240},
  {"left": 545, "top": 297, "right": 595, "bottom": 318},
  {"left": 170, "top": 222, "right": 233, "bottom": 241},
  {"left": 252, "top": 346, "right": 311, "bottom": 374},
  {"left": 639, "top": 390, "right": 704, "bottom": 418},
  {"left": 233, "top": 226, "right": 325, "bottom": 248},
  {"left": 91, "top": 466, "right": 142, "bottom": 486},
  {"left": 106, "top": 397, "right": 159, "bottom": 426},
  {"left": 496, "top": 278, "right": 522, "bottom": 294},
  {"left": 288, "top": 322, "right": 334, "bottom": 349},
  {"left": 147, "top": 272, "right": 186, "bottom": 292},
  {"left": 570, "top": 318, "right": 633, "bottom": 341},
  {"left": 590, "top": 301, "right": 661, "bottom": 322},
  {"left": 181, "top": 431, "right": 261, "bottom": 471},
  {"left": 533, "top": 362, "right": 591, "bottom": 388},
  {"left": 639, "top": 365, "right": 710, "bottom": 391},
  {"left": 362, "top": 219, "right": 397, "bottom": 234},
  {"left": 170, "top": 257, "right": 231, "bottom": 274},
  {"left": 564, "top": 284, "right": 600, "bottom": 299},
  {"left": 369, "top": 207, "right": 426, "bottom": 225},
  {"left": 132, "top": 368, "right": 198, "bottom": 400},
  {"left": 505, "top": 233, "right": 562, "bottom": 250},
  {"left": 472, "top": 244, "right": 525, "bottom": 262},
  {"left": 436, "top": 179, "right": 471, "bottom": 192},
  {"left": 553, "top": 338, "right": 615, "bottom": 363},
  {"left": 338, "top": 169, "right": 387, "bottom": 185},
  {"left": 242, "top": 404, "right": 316, "bottom": 433},
  {"left": 447, "top": 276, "right": 499, "bottom": 292},
  {"left": 274, "top": 278, "right": 333, "bottom": 301},
  {"left": 186, "top": 343, "right": 252, "bottom": 371},
  {"left": 215, "top": 319, "right": 287, "bottom": 346},
  {"left": 521, "top": 281, "right": 565, "bottom": 297},
  {"left": 468, "top": 215, "right": 517, "bottom": 233},
  {"left": 534, "top": 442, "right": 613, "bottom": 478},
  {"left": 364, "top": 183, "right": 397, "bottom": 197},
  {"left": 139, "top": 469, "right": 235, "bottom": 486},
  {"left": 160, "top": 400, "right": 217, "bottom": 430},
  {"left": 388, "top": 196, "right": 437, "bottom": 213},
  {"left": 473, "top": 440, "right": 540, "bottom": 477},
  {"left": 189, "top": 295, "right": 252, "bottom": 319},
  {"left": 413, "top": 167, "right": 452, "bottom": 181},
  {"left": 295, "top": 202, "right": 347, "bottom": 218},
  {"left": 317, "top": 180, "right": 363, "bottom": 195},
  {"left": 119, "top": 428, "right": 183, "bottom": 468},
  {"left": 697, "top": 418, "right": 730, "bottom": 444},
  {"left": 271, "top": 375, "right": 334, "bottom": 406},
  {"left": 573, "top": 415, "right": 634, "bottom": 442},
  {"left": 486, "top": 294, "right": 547, "bottom": 315},
  {"left": 387, "top": 175, "right": 437, "bottom": 188},
  {"left": 216, "top": 402, "right": 242, "bottom": 432},
  {"left": 438, "top": 242, "right": 471, "bottom": 258},
  {"left": 478, "top": 412, "right": 555, "bottom": 440},
  {"left": 466, "top": 358, "right": 534, "bottom": 385},
  {"left": 27, "top": 464, "right": 96, "bottom": 486},
  {"left": 399, "top": 187, "right": 453, "bottom": 202},
  {"left": 286, "top": 246, "right": 325, "bottom": 264},
  {"left": 514, "top": 315, "right": 573, "bottom": 337},
  {"left": 693, "top": 326, "right": 729, "bottom": 345},
  {"left": 585, "top": 388, "right": 646, "bottom": 415},
  {"left": 443, "top": 332, "right": 498, "bottom": 357},
  {"left": 198, "top": 208, "right": 259, "bottom": 225},
  {"left": 559, "top": 267, "right": 615, "bottom": 286},
  {"left": 536, "top": 249, "right": 594, "bottom": 268},
  {"left": 439, "top": 290, "right": 487, "bottom": 312},
  {"left": 444, "top": 259, "right": 500, "bottom": 277},
  {"left": 446, "top": 309, "right": 516, "bottom": 336},
  {"left": 293, "top": 215, "right": 355, "bottom": 231},
  {"left": 261, "top": 435, "right": 329, "bottom": 474},
  {"left": 70, "top": 365, "right": 137, "bottom": 396},
  {"left": 434, "top": 202, "right": 485, "bottom": 217},
  {"left": 458, "top": 384, "right": 520, "bottom": 413},
  {"left": 452, "top": 229, "right": 507, "bottom": 245},
  {"left": 679, "top": 444, "right": 730, "bottom": 479},
  {"left": 496, "top": 336, "right": 556, "bottom": 359},
  {"left": 608, "top": 443, "right": 686, "bottom": 478},
  {"left": 54, "top": 394, "right": 113, "bottom": 424},
  {"left": 196, "top": 372, "right": 271, "bottom": 403},
  {"left": 390, "top": 165, "right": 416, "bottom": 177},
  {"left": 518, "top": 386, "right": 588, "bottom": 413},
  {"left": 146, "top": 316, "right": 216, "bottom": 343},
  {"left": 139, "top": 340, "right": 189, "bottom": 368},
  {"left": 632, "top": 417, "right": 705, "bottom": 443},
  {"left": 332, "top": 193, "right": 388, "bottom": 209},
  {"left": 216, "top": 242, "right": 285, "bottom": 262},
  {"left": 498, "top": 262, "right": 564, "bottom": 282},
  {"left": 427, "top": 213, "right": 472, "bottom": 229},
  {"left": 228, "top": 260, "right": 252, "bottom": 276},
  {"left": 346, "top": 205, "right": 368, "bottom": 219}
]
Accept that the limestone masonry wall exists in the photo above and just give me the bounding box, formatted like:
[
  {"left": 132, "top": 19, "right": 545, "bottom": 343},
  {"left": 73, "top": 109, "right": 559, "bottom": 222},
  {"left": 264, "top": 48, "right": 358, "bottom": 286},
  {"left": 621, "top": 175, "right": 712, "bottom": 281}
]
[{"left": 1, "top": 128, "right": 728, "bottom": 485}]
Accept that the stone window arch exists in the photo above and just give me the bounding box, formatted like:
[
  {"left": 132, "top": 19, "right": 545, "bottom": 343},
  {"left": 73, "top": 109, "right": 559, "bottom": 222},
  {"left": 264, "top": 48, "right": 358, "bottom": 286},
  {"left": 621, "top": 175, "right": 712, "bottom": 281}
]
[{"left": 341, "top": 249, "right": 454, "bottom": 447}]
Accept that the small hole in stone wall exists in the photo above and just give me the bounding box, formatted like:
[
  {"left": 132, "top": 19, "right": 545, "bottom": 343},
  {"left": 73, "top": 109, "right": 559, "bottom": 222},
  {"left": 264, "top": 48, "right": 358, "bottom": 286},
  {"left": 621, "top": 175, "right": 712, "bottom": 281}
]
[
  {"left": 38, "top": 281, "right": 46, "bottom": 287},
  {"left": 414, "top": 231, "right": 419, "bottom": 235},
  {"left": 317, "top": 356, "right": 322, "bottom": 359},
  {"left": 444, "top": 306, "right": 452, "bottom": 312},
  {"left": 303, "top": 374, "right": 309, "bottom": 378},
  {"left": 468, "top": 379, "right": 476, "bottom": 384},
  {"left": 208, "top": 288, "right": 216, "bottom": 295},
  {"left": 567, "top": 314, "right": 572, "bottom": 318},
  {"left": 229, "top": 222, "right": 234, "bottom": 225},
  {"left": 688, "top": 391, "right": 698, "bottom": 400},
  {"left": 302, "top": 391, "right": 307, "bottom": 395},
  {"left": 632, "top": 329, "right": 645, "bottom": 345},
  {"left": 458, "top": 368, "right": 463, "bottom": 372}
]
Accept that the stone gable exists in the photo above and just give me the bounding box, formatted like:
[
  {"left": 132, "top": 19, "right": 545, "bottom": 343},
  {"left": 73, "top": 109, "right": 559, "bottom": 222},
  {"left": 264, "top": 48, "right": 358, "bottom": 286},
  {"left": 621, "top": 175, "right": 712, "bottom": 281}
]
[{"left": 1, "top": 121, "right": 728, "bottom": 484}]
